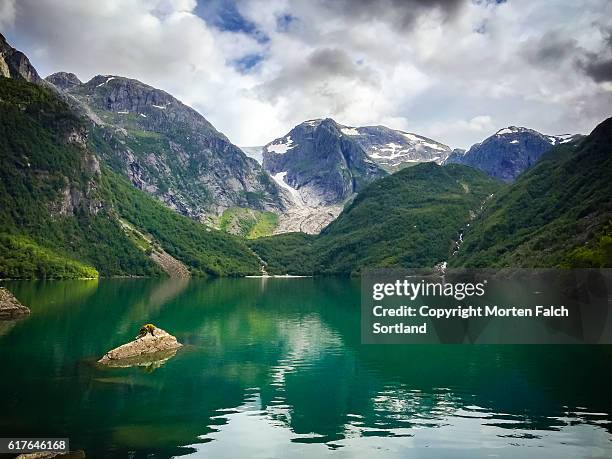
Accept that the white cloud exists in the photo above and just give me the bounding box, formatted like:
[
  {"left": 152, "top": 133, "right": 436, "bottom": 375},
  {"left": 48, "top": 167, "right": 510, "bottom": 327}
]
[{"left": 3, "top": 0, "right": 612, "bottom": 148}]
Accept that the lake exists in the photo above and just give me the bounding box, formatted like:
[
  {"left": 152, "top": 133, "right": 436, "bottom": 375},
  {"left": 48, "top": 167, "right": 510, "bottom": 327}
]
[{"left": 1, "top": 278, "right": 611, "bottom": 458}]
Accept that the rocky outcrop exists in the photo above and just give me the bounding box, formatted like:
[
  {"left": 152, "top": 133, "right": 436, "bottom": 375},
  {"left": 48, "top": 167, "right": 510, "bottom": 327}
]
[
  {"left": 445, "top": 126, "right": 582, "bottom": 182},
  {"left": 98, "top": 327, "right": 182, "bottom": 365},
  {"left": 45, "top": 72, "right": 82, "bottom": 90},
  {"left": 0, "top": 32, "right": 42, "bottom": 83},
  {"left": 0, "top": 287, "right": 30, "bottom": 318}
]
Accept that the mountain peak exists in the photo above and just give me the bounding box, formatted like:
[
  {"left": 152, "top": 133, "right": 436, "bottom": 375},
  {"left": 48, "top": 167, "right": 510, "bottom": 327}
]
[
  {"left": 447, "top": 125, "right": 581, "bottom": 182},
  {"left": 45, "top": 71, "right": 82, "bottom": 90},
  {"left": 494, "top": 126, "right": 530, "bottom": 136}
]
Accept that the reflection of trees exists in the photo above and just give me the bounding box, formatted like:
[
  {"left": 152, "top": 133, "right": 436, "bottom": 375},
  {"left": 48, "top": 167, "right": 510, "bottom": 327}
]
[{"left": 1, "top": 277, "right": 612, "bottom": 457}]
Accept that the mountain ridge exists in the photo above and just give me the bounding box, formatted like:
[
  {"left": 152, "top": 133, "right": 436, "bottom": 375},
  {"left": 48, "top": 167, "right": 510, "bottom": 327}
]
[
  {"left": 44, "top": 71, "right": 289, "bottom": 223},
  {"left": 445, "top": 125, "right": 582, "bottom": 182},
  {"left": 450, "top": 118, "right": 611, "bottom": 267}
]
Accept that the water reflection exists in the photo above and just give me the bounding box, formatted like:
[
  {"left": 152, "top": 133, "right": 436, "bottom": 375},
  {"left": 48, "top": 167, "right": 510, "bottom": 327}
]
[{"left": 0, "top": 278, "right": 611, "bottom": 458}]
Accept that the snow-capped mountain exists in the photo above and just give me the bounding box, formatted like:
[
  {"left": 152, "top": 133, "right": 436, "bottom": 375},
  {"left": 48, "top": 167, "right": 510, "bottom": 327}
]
[
  {"left": 340, "top": 125, "right": 452, "bottom": 171},
  {"left": 262, "top": 118, "right": 386, "bottom": 207},
  {"left": 445, "top": 126, "right": 582, "bottom": 182}
]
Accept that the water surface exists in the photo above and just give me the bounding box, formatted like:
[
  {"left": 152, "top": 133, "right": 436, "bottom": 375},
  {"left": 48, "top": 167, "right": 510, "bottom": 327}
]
[{"left": 1, "top": 278, "right": 611, "bottom": 458}]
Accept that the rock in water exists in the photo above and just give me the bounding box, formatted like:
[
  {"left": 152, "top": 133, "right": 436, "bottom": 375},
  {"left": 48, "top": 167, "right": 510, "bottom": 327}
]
[
  {"left": 17, "top": 451, "right": 85, "bottom": 459},
  {"left": 0, "top": 287, "right": 31, "bottom": 319},
  {"left": 97, "top": 327, "right": 182, "bottom": 365}
]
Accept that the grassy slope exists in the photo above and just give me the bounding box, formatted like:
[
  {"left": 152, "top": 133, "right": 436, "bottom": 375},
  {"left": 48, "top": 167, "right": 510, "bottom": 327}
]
[
  {"left": 250, "top": 163, "right": 502, "bottom": 275},
  {"left": 218, "top": 207, "right": 279, "bottom": 239},
  {"left": 0, "top": 77, "right": 261, "bottom": 278},
  {"left": 452, "top": 117, "right": 612, "bottom": 268}
]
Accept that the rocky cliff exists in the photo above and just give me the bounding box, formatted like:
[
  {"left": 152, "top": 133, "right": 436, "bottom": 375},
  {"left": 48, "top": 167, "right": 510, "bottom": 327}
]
[{"left": 0, "top": 33, "right": 41, "bottom": 84}]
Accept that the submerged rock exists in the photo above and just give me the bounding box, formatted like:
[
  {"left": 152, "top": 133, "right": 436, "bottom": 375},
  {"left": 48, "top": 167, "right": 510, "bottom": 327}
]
[
  {"left": 97, "top": 327, "right": 182, "bottom": 365},
  {"left": 17, "top": 451, "right": 85, "bottom": 459},
  {"left": 0, "top": 287, "right": 31, "bottom": 319},
  {"left": 98, "top": 347, "right": 179, "bottom": 370}
]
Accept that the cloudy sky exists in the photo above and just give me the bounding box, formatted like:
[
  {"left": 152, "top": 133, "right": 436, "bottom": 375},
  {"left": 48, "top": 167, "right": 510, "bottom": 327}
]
[{"left": 1, "top": 0, "right": 611, "bottom": 148}]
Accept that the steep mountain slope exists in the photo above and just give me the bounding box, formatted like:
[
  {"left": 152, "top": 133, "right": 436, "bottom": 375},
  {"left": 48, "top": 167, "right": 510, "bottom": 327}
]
[
  {"left": 451, "top": 118, "right": 612, "bottom": 268},
  {"left": 249, "top": 163, "right": 502, "bottom": 275},
  {"left": 45, "top": 72, "right": 287, "bottom": 223},
  {"left": 340, "top": 124, "right": 451, "bottom": 171},
  {"left": 0, "top": 33, "right": 41, "bottom": 84},
  {"left": 263, "top": 118, "right": 386, "bottom": 206},
  {"left": 445, "top": 126, "right": 581, "bottom": 182},
  {"left": 0, "top": 71, "right": 261, "bottom": 278},
  {"left": 261, "top": 118, "right": 387, "bottom": 234}
]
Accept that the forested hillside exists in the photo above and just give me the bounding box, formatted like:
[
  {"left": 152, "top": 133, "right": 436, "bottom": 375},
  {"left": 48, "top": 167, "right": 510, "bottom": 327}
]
[
  {"left": 452, "top": 118, "right": 612, "bottom": 268},
  {"left": 249, "top": 163, "right": 502, "bottom": 275},
  {"left": 0, "top": 77, "right": 261, "bottom": 278}
]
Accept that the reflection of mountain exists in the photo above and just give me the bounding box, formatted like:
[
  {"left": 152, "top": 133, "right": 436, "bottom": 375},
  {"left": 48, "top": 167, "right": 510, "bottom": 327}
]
[{"left": 1, "top": 278, "right": 611, "bottom": 457}]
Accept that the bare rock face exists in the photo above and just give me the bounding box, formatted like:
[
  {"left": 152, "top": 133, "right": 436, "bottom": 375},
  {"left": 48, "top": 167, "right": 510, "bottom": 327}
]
[
  {"left": 263, "top": 118, "right": 386, "bottom": 207},
  {"left": 97, "top": 327, "right": 182, "bottom": 365},
  {"left": 0, "top": 287, "right": 31, "bottom": 319},
  {"left": 46, "top": 71, "right": 82, "bottom": 91},
  {"left": 53, "top": 74, "right": 288, "bottom": 219},
  {"left": 0, "top": 32, "right": 42, "bottom": 83}
]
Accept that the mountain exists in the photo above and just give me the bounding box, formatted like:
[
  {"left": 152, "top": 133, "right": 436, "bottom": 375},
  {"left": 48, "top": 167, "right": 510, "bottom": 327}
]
[
  {"left": 0, "top": 33, "right": 41, "bottom": 84},
  {"left": 45, "top": 71, "right": 81, "bottom": 90},
  {"left": 263, "top": 118, "right": 386, "bottom": 206},
  {"left": 249, "top": 163, "right": 502, "bottom": 275},
  {"left": 45, "top": 72, "right": 287, "bottom": 223},
  {"left": 451, "top": 118, "right": 612, "bottom": 268},
  {"left": 338, "top": 124, "right": 451, "bottom": 172},
  {"left": 0, "top": 37, "right": 262, "bottom": 278},
  {"left": 445, "top": 126, "right": 582, "bottom": 182}
]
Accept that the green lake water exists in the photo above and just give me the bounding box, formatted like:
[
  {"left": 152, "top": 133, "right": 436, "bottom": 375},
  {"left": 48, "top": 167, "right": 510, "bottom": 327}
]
[{"left": 1, "top": 277, "right": 611, "bottom": 458}]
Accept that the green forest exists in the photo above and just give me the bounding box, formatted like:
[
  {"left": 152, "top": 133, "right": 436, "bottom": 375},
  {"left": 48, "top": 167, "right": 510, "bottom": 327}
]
[{"left": 0, "top": 77, "right": 260, "bottom": 278}]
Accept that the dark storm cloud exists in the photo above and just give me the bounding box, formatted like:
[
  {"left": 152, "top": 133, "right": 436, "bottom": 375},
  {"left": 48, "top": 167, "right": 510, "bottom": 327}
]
[
  {"left": 581, "top": 56, "right": 612, "bottom": 83},
  {"left": 321, "top": 0, "right": 467, "bottom": 29},
  {"left": 309, "top": 48, "right": 363, "bottom": 77},
  {"left": 579, "top": 28, "right": 612, "bottom": 83},
  {"left": 521, "top": 30, "right": 581, "bottom": 67},
  {"left": 258, "top": 47, "right": 375, "bottom": 101}
]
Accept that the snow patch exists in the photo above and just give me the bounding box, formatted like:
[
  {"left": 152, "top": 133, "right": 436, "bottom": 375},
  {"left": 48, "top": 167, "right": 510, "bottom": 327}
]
[
  {"left": 267, "top": 136, "right": 296, "bottom": 154},
  {"left": 96, "top": 76, "right": 115, "bottom": 87},
  {"left": 272, "top": 172, "right": 303, "bottom": 207},
  {"left": 548, "top": 134, "right": 575, "bottom": 145},
  {"left": 401, "top": 132, "right": 421, "bottom": 142},
  {"left": 510, "top": 140, "right": 519, "bottom": 144},
  {"left": 496, "top": 128, "right": 515, "bottom": 136},
  {"left": 117, "top": 110, "right": 129, "bottom": 114},
  {"left": 152, "top": 104, "right": 166, "bottom": 110},
  {"left": 341, "top": 127, "right": 360, "bottom": 136},
  {"left": 140, "top": 113, "right": 147, "bottom": 118}
]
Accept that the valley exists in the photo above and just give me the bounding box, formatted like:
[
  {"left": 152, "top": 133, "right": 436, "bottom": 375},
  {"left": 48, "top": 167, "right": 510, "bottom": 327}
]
[{"left": 0, "top": 32, "right": 610, "bottom": 279}]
